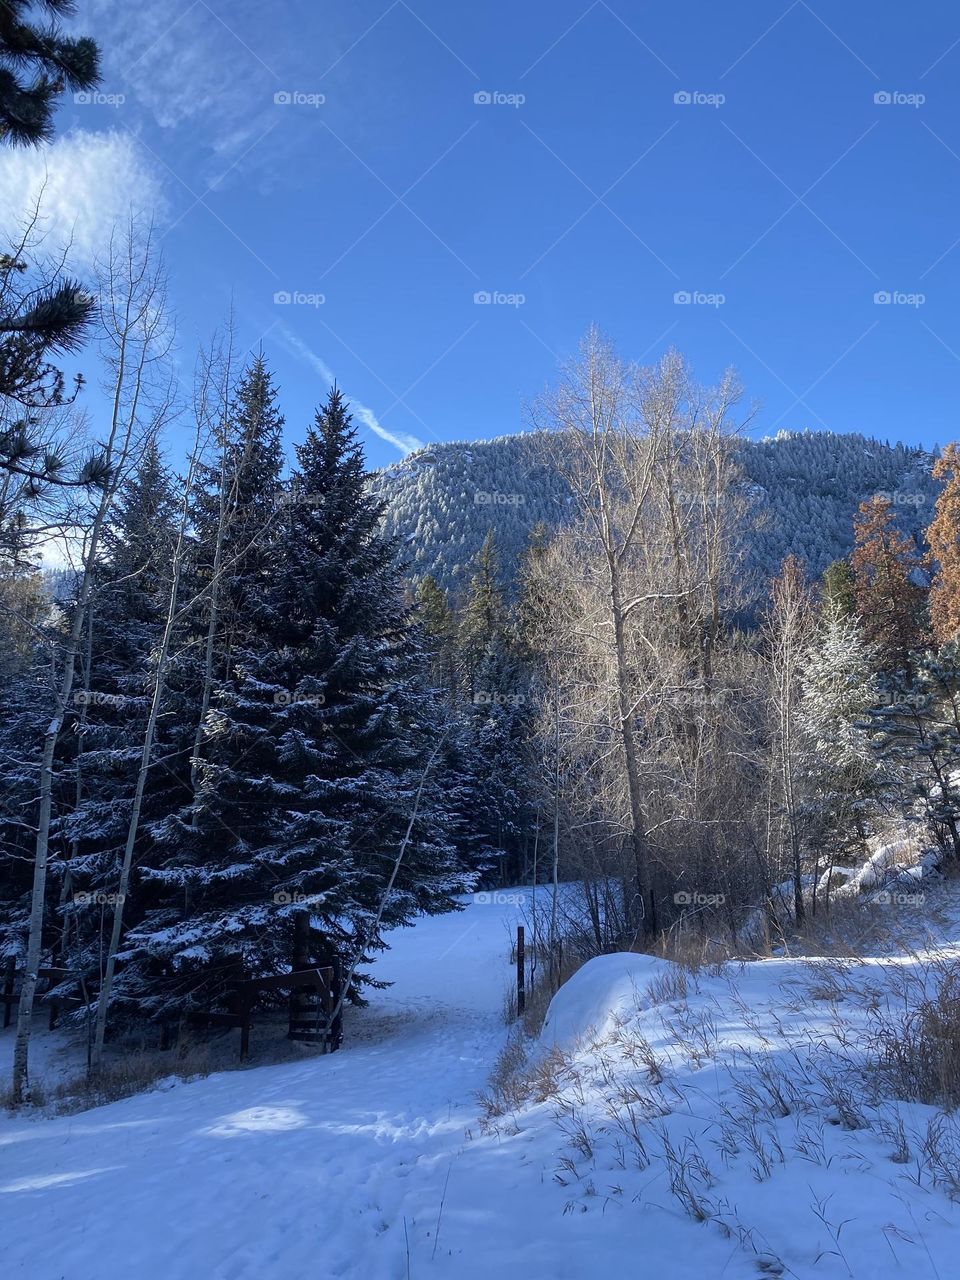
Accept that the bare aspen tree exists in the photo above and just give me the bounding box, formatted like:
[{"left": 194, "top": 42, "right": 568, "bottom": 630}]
[
  {"left": 12, "top": 221, "right": 173, "bottom": 1103},
  {"left": 91, "top": 432, "right": 201, "bottom": 1068},
  {"left": 764, "top": 555, "right": 815, "bottom": 926},
  {"left": 529, "top": 332, "right": 756, "bottom": 948},
  {"left": 186, "top": 322, "right": 238, "bottom": 806},
  {"left": 532, "top": 330, "right": 661, "bottom": 937}
]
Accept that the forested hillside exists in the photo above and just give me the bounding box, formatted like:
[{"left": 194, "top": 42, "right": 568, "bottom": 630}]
[{"left": 373, "top": 429, "right": 937, "bottom": 597}]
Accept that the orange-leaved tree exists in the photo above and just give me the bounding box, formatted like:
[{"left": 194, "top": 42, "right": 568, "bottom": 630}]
[
  {"left": 926, "top": 444, "right": 960, "bottom": 646},
  {"left": 851, "top": 495, "right": 928, "bottom": 675}
]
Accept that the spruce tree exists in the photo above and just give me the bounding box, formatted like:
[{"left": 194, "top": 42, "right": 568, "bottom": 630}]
[
  {"left": 455, "top": 531, "right": 533, "bottom": 882},
  {"left": 798, "top": 608, "right": 879, "bottom": 867},
  {"left": 866, "top": 647, "right": 960, "bottom": 863},
  {"left": 458, "top": 529, "right": 507, "bottom": 698},
  {"left": 126, "top": 388, "right": 465, "bottom": 1018},
  {"left": 821, "top": 558, "right": 856, "bottom": 620},
  {"left": 188, "top": 354, "right": 286, "bottom": 686},
  {"left": 415, "top": 573, "right": 456, "bottom": 699}
]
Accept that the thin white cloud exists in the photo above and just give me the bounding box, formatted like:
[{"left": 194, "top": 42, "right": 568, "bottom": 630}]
[
  {"left": 277, "top": 325, "right": 424, "bottom": 457},
  {"left": 279, "top": 325, "right": 336, "bottom": 384},
  {"left": 0, "top": 130, "right": 166, "bottom": 268},
  {"left": 81, "top": 0, "right": 280, "bottom": 170},
  {"left": 351, "top": 404, "right": 425, "bottom": 457}
]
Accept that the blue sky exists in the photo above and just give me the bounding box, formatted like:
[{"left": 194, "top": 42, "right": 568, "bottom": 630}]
[{"left": 4, "top": 1, "right": 960, "bottom": 466}]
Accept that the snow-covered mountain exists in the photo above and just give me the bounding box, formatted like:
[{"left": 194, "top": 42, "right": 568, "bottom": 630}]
[{"left": 372, "top": 429, "right": 937, "bottom": 595}]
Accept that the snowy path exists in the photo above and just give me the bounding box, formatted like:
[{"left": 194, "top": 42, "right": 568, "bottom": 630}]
[
  {"left": 6, "top": 891, "right": 960, "bottom": 1279},
  {"left": 0, "top": 896, "right": 527, "bottom": 1280}
]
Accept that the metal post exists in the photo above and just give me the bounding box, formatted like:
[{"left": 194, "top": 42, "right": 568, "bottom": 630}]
[{"left": 517, "top": 924, "right": 525, "bottom": 1017}]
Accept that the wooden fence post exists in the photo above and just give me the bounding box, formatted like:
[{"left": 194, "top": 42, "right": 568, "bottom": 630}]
[
  {"left": 517, "top": 925, "right": 525, "bottom": 1017},
  {"left": 329, "top": 956, "right": 343, "bottom": 1052}
]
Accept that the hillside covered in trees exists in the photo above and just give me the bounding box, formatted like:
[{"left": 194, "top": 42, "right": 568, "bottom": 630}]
[{"left": 373, "top": 428, "right": 937, "bottom": 598}]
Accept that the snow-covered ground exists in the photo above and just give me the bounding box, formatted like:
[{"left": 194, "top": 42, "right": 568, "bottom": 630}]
[
  {"left": 3, "top": 887, "right": 960, "bottom": 1278},
  {"left": 0, "top": 891, "right": 529, "bottom": 1279}
]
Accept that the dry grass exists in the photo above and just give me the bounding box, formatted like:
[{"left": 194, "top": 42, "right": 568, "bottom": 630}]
[
  {"left": 774, "top": 866, "right": 956, "bottom": 960},
  {"left": 653, "top": 923, "right": 751, "bottom": 969},
  {"left": 869, "top": 959, "right": 960, "bottom": 1110},
  {"left": 0, "top": 1044, "right": 213, "bottom": 1115},
  {"left": 645, "top": 964, "right": 691, "bottom": 1006},
  {"left": 0, "top": 1076, "right": 48, "bottom": 1110},
  {"left": 52, "top": 1044, "right": 213, "bottom": 1113},
  {"left": 478, "top": 1034, "right": 569, "bottom": 1120}
]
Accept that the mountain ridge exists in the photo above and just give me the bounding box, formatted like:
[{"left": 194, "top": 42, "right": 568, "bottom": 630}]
[{"left": 371, "top": 428, "right": 938, "bottom": 595}]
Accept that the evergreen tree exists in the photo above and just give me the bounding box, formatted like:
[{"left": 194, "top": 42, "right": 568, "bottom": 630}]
[
  {"left": 0, "top": 614, "right": 55, "bottom": 961},
  {"left": 866, "top": 646, "right": 960, "bottom": 863},
  {"left": 1, "top": 4, "right": 101, "bottom": 489},
  {"left": 188, "top": 354, "right": 286, "bottom": 684},
  {"left": 464, "top": 635, "right": 532, "bottom": 882},
  {"left": 125, "top": 388, "right": 466, "bottom": 1018},
  {"left": 820, "top": 558, "right": 856, "bottom": 619},
  {"left": 0, "top": 0, "right": 99, "bottom": 145},
  {"left": 457, "top": 529, "right": 507, "bottom": 698},
  {"left": 415, "top": 573, "right": 456, "bottom": 699},
  {"left": 798, "top": 608, "right": 879, "bottom": 867},
  {"left": 454, "top": 531, "right": 535, "bottom": 881},
  {"left": 0, "top": 535, "right": 46, "bottom": 686}
]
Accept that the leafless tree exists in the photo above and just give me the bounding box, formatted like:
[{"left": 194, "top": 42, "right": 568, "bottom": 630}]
[
  {"left": 763, "top": 555, "right": 816, "bottom": 926},
  {"left": 12, "top": 218, "right": 174, "bottom": 1103},
  {"left": 528, "top": 330, "right": 757, "bottom": 946}
]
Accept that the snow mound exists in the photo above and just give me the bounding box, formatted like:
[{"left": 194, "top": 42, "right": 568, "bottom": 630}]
[
  {"left": 852, "top": 840, "right": 915, "bottom": 891},
  {"left": 540, "top": 952, "right": 678, "bottom": 1050},
  {"left": 814, "top": 865, "right": 858, "bottom": 897}
]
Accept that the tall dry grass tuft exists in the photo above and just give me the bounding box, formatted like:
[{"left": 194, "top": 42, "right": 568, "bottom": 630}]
[{"left": 870, "top": 959, "right": 960, "bottom": 1109}]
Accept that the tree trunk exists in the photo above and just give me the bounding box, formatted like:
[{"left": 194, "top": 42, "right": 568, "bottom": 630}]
[
  {"left": 610, "top": 560, "right": 655, "bottom": 938},
  {"left": 91, "top": 440, "right": 198, "bottom": 1069}
]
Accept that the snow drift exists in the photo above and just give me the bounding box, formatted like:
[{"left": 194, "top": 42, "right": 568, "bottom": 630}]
[{"left": 539, "top": 951, "right": 678, "bottom": 1049}]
